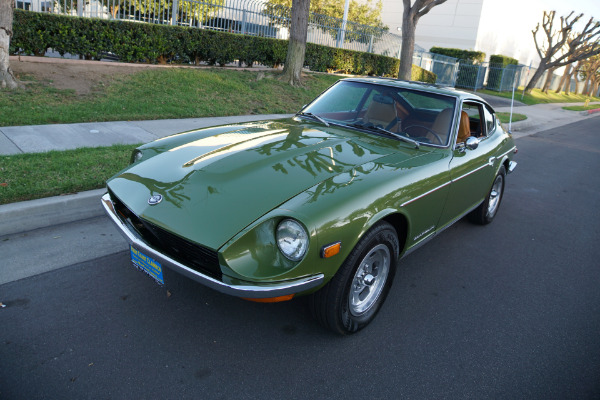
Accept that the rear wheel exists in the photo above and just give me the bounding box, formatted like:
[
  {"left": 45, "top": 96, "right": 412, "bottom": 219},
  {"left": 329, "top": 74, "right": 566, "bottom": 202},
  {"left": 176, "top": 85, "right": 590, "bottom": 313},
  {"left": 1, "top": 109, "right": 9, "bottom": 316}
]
[
  {"left": 470, "top": 166, "right": 506, "bottom": 225},
  {"left": 309, "top": 221, "right": 399, "bottom": 335}
]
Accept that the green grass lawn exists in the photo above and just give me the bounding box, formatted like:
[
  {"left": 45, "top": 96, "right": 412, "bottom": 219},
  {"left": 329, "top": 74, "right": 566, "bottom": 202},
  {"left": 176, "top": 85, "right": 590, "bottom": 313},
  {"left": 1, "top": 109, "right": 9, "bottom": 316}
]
[
  {"left": 0, "top": 144, "right": 138, "bottom": 205},
  {"left": 497, "top": 112, "right": 527, "bottom": 123},
  {"left": 562, "top": 104, "right": 600, "bottom": 112},
  {"left": 1, "top": 68, "right": 340, "bottom": 126},
  {"left": 477, "top": 88, "right": 600, "bottom": 106}
]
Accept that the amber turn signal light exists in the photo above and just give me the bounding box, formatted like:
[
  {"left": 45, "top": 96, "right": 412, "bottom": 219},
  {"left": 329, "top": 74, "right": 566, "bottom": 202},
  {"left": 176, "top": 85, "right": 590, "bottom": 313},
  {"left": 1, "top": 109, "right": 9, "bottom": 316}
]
[
  {"left": 242, "top": 294, "right": 295, "bottom": 303},
  {"left": 321, "top": 241, "right": 341, "bottom": 258}
]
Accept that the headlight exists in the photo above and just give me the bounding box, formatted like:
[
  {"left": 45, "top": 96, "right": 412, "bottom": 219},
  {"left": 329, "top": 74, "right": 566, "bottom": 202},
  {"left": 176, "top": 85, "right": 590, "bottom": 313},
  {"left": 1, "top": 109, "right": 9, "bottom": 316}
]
[
  {"left": 131, "top": 149, "right": 143, "bottom": 164},
  {"left": 276, "top": 219, "right": 309, "bottom": 262}
]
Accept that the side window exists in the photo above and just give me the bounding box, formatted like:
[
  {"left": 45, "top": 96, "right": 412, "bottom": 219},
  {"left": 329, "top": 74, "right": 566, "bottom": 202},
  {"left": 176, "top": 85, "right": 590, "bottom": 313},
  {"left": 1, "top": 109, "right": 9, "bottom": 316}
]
[
  {"left": 461, "top": 103, "right": 484, "bottom": 137},
  {"left": 482, "top": 106, "right": 495, "bottom": 136}
]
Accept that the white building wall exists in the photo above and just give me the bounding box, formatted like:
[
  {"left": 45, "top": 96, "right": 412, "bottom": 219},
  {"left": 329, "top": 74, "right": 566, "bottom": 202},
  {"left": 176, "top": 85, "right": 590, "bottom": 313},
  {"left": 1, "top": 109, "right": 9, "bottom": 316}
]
[
  {"left": 380, "top": 0, "right": 484, "bottom": 53},
  {"left": 380, "top": 0, "right": 599, "bottom": 67}
]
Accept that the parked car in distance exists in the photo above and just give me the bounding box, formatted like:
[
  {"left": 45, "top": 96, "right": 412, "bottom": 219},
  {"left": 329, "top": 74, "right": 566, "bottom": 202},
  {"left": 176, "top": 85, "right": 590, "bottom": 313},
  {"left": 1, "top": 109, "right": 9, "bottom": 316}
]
[{"left": 102, "top": 78, "right": 517, "bottom": 334}]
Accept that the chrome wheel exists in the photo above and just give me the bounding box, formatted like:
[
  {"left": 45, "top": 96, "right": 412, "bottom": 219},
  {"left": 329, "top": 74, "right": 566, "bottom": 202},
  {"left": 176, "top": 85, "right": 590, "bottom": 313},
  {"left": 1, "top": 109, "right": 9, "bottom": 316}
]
[
  {"left": 309, "top": 221, "right": 398, "bottom": 334},
  {"left": 349, "top": 244, "right": 390, "bottom": 316},
  {"left": 487, "top": 174, "right": 504, "bottom": 218}
]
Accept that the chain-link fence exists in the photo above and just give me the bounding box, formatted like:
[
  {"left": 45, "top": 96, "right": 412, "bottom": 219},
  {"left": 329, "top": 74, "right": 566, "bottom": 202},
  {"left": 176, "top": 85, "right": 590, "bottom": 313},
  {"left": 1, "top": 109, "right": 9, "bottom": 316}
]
[
  {"left": 453, "top": 61, "right": 526, "bottom": 92},
  {"left": 412, "top": 51, "right": 459, "bottom": 87}
]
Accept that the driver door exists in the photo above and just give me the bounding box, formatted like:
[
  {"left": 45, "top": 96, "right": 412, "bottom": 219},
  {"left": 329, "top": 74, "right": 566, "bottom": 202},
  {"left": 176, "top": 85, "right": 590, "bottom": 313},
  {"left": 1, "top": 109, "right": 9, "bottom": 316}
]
[{"left": 438, "top": 101, "right": 499, "bottom": 227}]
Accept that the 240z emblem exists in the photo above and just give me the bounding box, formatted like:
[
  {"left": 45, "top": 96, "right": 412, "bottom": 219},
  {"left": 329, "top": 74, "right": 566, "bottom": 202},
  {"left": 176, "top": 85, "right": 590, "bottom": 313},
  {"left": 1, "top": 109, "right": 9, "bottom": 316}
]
[{"left": 148, "top": 194, "right": 163, "bottom": 205}]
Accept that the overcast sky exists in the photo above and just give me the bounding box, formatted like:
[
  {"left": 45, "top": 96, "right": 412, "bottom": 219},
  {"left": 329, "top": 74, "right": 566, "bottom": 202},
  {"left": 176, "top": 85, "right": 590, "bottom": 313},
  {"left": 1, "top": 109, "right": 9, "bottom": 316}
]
[{"left": 542, "top": 0, "right": 599, "bottom": 21}]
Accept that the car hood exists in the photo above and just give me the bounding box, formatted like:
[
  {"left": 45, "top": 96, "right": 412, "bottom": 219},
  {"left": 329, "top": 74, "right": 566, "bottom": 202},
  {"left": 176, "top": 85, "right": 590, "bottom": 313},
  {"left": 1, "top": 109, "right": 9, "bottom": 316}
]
[{"left": 107, "top": 119, "right": 421, "bottom": 249}]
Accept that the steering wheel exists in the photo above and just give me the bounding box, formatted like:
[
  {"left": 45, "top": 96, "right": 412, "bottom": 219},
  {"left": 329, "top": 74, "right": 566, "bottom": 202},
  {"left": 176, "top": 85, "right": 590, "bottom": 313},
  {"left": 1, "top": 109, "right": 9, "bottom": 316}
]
[{"left": 403, "top": 124, "right": 444, "bottom": 145}]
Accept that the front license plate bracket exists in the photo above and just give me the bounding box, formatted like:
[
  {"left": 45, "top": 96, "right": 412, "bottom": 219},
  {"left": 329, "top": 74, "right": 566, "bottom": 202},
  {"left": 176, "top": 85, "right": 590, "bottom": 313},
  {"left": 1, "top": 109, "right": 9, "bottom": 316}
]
[{"left": 130, "top": 246, "right": 164, "bottom": 285}]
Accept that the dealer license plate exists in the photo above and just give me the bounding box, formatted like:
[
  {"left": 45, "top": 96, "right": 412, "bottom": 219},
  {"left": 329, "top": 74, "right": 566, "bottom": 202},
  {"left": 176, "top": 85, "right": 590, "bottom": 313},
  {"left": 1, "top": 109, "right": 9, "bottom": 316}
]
[{"left": 130, "top": 246, "right": 164, "bottom": 285}]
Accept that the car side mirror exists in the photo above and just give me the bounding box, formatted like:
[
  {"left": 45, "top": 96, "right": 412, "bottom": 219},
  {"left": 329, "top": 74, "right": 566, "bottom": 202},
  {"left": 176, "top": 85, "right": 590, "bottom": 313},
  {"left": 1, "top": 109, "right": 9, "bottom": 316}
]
[{"left": 465, "top": 136, "right": 479, "bottom": 150}]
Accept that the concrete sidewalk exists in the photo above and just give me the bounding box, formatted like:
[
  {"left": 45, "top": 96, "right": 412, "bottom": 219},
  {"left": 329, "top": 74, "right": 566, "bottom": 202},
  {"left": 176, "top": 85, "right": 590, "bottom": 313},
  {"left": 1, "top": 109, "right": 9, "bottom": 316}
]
[
  {"left": 495, "top": 102, "right": 600, "bottom": 138},
  {"left": 0, "top": 114, "right": 292, "bottom": 156},
  {"left": 1, "top": 105, "right": 599, "bottom": 237}
]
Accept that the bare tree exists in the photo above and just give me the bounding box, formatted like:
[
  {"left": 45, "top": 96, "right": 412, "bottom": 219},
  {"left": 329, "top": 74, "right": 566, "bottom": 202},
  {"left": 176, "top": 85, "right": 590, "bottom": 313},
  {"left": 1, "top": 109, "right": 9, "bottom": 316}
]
[
  {"left": 398, "top": 0, "right": 447, "bottom": 80},
  {"left": 0, "top": 0, "right": 19, "bottom": 89},
  {"left": 555, "top": 31, "right": 599, "bottom": 95},
  {"left": 555, "top": 64, "right": 571, "bottom": 93},
  {"left": 581, "top": 55, "right": 600, "bottom": 96},
  {"left": 526, "top": 11, "right": 600, "bottom": 93},
  {"left": 282, "top": 0, "right": 310, "bottom": 86},
  {"left": 556, "top": 59, "right": 584, "bottom": 94}
]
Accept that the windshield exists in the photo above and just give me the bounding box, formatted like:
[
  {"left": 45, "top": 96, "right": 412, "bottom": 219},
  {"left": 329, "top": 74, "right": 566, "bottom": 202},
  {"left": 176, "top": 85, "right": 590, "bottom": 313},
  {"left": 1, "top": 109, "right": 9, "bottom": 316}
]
[{"left": 302, "top": 80, "right": 457, "bottom": 146}]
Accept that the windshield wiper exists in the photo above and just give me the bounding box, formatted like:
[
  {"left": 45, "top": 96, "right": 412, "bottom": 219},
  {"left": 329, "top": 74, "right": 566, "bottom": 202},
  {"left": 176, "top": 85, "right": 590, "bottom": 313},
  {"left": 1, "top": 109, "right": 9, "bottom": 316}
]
[
  {"left": 349, "top": 123, "right": 420, "bottom": 149},
  {"left": 295, "top": 112, "right": 330, "bottom": 127}
]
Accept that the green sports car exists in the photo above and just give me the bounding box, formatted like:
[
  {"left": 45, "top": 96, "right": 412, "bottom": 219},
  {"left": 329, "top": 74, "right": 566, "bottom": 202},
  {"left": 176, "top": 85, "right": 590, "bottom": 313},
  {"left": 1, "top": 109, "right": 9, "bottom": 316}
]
[{"left": 102, "top": 78, "right": 517, "bottom": 334}]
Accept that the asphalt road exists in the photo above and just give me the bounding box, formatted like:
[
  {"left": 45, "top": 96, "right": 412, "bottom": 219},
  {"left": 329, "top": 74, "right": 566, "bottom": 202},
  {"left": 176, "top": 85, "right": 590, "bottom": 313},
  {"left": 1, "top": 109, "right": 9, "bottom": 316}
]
[{"left": 1, "top": 118, "right": 599, "bottom": 399}]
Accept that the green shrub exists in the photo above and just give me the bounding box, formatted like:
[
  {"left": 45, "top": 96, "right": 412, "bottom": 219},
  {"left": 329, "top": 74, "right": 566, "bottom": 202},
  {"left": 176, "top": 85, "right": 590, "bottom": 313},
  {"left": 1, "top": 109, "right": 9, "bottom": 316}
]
[
  {"left": 12, "top": 10, "right": 435, "bottom": 82},
  {"left": 429, "top": 47, "right": 485, "bottom": 89},
  {"left": 489, "top": 54, "right": 518, "bottom": 67},
  {"left": 487, "top": 54, "right": 519, "bottom": 91},
  {"left": 429, "top": 47, "right": 485, "bottom": 63}
]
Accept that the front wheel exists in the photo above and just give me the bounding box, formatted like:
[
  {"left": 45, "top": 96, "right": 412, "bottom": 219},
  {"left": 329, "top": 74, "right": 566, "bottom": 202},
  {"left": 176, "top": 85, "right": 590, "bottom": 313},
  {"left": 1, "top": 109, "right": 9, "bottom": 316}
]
[
  {"left": 469, "top": 166, "right": 506, "bottom": 225},
  {"left": 309, "top": 221, "right": 399, "bottom": 335}
]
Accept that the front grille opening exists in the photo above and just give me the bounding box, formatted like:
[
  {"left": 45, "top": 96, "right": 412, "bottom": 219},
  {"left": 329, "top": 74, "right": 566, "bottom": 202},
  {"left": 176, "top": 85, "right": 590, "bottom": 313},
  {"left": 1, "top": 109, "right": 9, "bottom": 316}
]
[{"left": 108, "top": 190, "right": 221, "bottom": 280}]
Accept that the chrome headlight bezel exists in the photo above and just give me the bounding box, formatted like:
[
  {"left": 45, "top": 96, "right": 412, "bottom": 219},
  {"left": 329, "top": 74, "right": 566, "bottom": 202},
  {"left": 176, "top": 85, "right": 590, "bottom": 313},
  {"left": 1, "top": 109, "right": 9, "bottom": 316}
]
[{"left": 276, "top": 219, "right": 309, "bottom": 262}]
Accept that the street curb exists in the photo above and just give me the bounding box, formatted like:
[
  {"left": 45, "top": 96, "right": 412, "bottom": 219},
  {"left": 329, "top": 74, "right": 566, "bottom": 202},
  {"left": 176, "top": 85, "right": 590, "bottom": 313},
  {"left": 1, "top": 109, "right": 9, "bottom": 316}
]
[
  {"left": 0, "top": 189, "right": 106, "bottom": 237},
  {"left": 581, "top": 108, "right": 600, "bottom": 115}
]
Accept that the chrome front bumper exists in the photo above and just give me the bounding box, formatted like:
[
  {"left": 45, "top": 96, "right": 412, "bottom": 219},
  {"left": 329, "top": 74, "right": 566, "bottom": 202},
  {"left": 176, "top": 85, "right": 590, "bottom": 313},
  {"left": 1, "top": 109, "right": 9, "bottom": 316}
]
[{"left": 101, "top": 193, "right": 324, "bottom": 298}]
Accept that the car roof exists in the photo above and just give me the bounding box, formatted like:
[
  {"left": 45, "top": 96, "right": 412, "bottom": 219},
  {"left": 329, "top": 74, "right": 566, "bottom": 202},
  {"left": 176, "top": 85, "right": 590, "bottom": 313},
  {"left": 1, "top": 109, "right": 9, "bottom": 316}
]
[{"left": 341, "top": 77, "right": 490, "bottom": 106}]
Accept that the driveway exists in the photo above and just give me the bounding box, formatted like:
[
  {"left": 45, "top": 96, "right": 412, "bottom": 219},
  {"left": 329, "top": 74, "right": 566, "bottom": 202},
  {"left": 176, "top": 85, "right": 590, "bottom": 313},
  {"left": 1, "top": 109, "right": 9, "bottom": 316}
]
[{"left": 472, "top": 91, "right": 527, "bottom": 108}]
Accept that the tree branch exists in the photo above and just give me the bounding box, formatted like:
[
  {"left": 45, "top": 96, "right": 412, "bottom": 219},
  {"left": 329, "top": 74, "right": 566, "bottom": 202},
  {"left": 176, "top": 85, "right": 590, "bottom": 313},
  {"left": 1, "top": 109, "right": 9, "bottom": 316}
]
[{"left": 416, "top": 0, "right": 448, "bottom": 19}]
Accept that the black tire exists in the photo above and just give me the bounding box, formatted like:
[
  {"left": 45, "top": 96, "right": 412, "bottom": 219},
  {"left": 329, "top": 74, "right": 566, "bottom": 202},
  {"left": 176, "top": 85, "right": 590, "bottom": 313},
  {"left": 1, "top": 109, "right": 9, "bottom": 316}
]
[
  {"left": 309, "top": 221, "right": 399, "bottom": 335},
  {"left": 469, "top": 165, "right": 506, "bottom": 225}
]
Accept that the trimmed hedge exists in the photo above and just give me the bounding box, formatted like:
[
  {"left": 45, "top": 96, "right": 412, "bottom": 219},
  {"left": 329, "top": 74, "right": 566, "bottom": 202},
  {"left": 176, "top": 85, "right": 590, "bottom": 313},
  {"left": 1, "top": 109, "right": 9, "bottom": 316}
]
[
  {"left": 429, "top": 47, "right": 485, "bottom": 63},
  {"left": 489, "top": 54, "right": 518, "bottom": 67},
  {"left": 487, "top": 54, "right": 519, "bottom": 91},
  {"left": 12, "top": 10, "right": 435, "bottom": 82},
  {"left": 430, "top": 46, "right": 485, "bottom": 89}
]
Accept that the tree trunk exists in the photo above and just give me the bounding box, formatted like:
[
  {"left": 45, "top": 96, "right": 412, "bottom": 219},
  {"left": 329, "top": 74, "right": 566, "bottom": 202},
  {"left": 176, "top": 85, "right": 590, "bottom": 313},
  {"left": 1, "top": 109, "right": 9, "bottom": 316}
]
[
  {"left": 591, "top": 80, "right": 599, "bottom": 97},
  {"left": 525, "top": 61, "right": 547, "bottom": 93},
  {"left": 398, "top": 15, "right": 416, "bottom": 80},
  {"left": 563, "top": 77, "right": 571, "bottom": 95},
  {"left": 582, "top": 77, "right": 591, "bottom": 95},
  {"left": 569, "top": 60, "right": 584, "bottom": 95},
  {"left": 555, "top": 64, "right": 571, "bottom": 94},
  {"left": 563, "top": 65, "right": 577, "bottom": 95},
  {"left": 282, "top": 0, "right": 310, "bottom": 87},
  {"left": 0, "top": 0, "right": 19, "bottom": 89},
  {"left": 542, "top": 67, "right": 555, "bottom": 93}
]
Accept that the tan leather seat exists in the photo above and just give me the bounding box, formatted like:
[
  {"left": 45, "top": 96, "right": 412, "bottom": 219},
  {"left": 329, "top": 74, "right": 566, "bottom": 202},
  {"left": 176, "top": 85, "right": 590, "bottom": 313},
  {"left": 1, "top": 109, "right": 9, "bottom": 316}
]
[
  {"left": 429, "top": 108, "right": 454, "bottom": 144},
  {"left": 457, "top": 111, "right": 471, "bottom": 143},
  {"left": 363, "top": 95, "right": 397, "bottom": 130}
]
